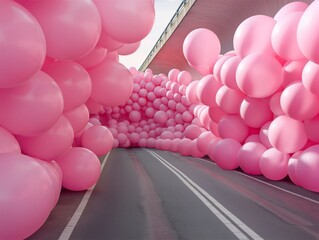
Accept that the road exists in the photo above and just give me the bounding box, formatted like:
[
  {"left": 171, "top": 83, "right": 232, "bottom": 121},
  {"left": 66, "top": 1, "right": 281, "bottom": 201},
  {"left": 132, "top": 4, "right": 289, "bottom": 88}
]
[{"left": 28, "top": 148, "right": 319, "bottom": 240}]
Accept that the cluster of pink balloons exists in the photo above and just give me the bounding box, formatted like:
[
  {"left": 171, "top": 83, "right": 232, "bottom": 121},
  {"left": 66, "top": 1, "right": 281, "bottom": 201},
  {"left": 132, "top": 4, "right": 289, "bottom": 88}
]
[
  {"left": 181, "top": 1, "right": 319, "bottom": 193},
  {"left": 0, "top": 0, "right": 154, "bottom": 239}
]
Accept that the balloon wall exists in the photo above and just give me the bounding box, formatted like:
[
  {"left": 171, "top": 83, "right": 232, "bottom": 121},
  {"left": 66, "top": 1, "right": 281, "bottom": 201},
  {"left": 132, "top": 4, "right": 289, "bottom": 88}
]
[{"left": 1, "top": 0, "right": 319, "bottom": 239}]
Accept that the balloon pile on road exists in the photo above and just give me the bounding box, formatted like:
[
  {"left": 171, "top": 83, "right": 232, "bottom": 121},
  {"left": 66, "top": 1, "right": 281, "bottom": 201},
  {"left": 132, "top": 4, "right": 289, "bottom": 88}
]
[{"left": 1, "top": 0, "right": 319, "bottom": 239}]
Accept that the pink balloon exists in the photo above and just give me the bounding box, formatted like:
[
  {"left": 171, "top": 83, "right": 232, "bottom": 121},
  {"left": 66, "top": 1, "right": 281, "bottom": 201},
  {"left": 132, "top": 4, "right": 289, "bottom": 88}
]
[
  {"left": 269, "top": 91, "right": 285, "bottom": 116},
  {"left": 178, "top": 138, "right": 192, "bottom": 156},
  {"left": 0, "top": 71, "right": 63, "bottom": 136},
  {"left": 85, "top": 98, "right": 104, "bottom": 115},
  {"left": 0, "top": 153, "right": 55, "bottom": 240},
  {"left": 212, "top": 138, "right": 241, "bottom": 170},
  {"left": 74, "top": 122, "right": 93, "bottom": 146},
  {"left": 271, "top": 12, "right": 305, "bottom": 61},
  {"left": 216, "top": 86, "right": 244, "bottom": 114},
  {"left": 236, "top": 52, "right": 283, "bottom": 98},
  {"left": 97, "top": 30, "right": 124, "bottom": 51},
  {"left": 129, "top": 110, "right": 142, "bottom": 123},
  {"left": 208, "top": 106, "right": 226, "bottom": 123},
  {"left": 76, "top": 47, "right": 107, "bottom": 69},
  {"left": 213, "top": 55, "right": 232, "bottom": 83},
  {"left": 89, "top": 59, "right": 133, "bottom": 107},
  {"left": 118, "top": 41, "right": 141, "bottom": 55},
  {"left": 154, "top": 110, "right": 168, "bottom": 124},
  {"left": 274, "top": 2, "right": 308, "bottom": 21},
  {"left": 218, "top": 114, "right": 249, "bottom": 143},
  {"left": 94, "top": 0, "right": 155, "bottom": 43},
  {"left": 296, "top": 145, "right": 319, "bottom": 192},
  {"left": 22, "top": 0, "right": 101, "bottom": 60},
  {"left": 183, "top": 28, "right": 221, "bottom": 68},
  {"left": 259, "top": 121, "right": 272, "bottom": 148},
  {"left": 0, "top": 0, "right": 46, "bottom": 88},
  {"left": 89, "top": 117, "right": 101, "bottom": 126},
  {"left": 145, "top": 107, "right": 155, "bottom": 118},
  {"left": 302, "top": 60, "right": 319, "bottom": 96},
  {"left": 44, "top": 61, "right": 92, "bottom": 112},
  {"left": 64, "top": 104, "right": 90, "bottom": 134},
  {"left": 184, "top": 125, "right": 203, "bottom": 140},
  {"left": 0, "top": 127, "right": 21, "bottom": 154},
  {"left": 168, "top": 69, "right": 180, "bottom": 82},
  {"left": 304, "top": 114, "right": 319, "bottom": 143},
  {"left": 182, "top": 111, "right": 194, "bottom": 123},
  {"left": 16, "top": 116, "right": 74, "bottom": 161},
  {"left": 82, "top": 126, "right": 113, "bottom": 156},
  {"left": 280, "top": 82, "right": 319, "bottom": 121},
  {"left": 282, "top": 60, "right": 307, "bottom": 87},
  {"left": 297, "top": 0, "right": 319, "bottom": 64},
  {"left": 240, "top": 97, "right": 273, "bottom": 128},
  {"left": 196, "top": 75, "right": 221, "bottom": 106},
  {"left": 197, "top": 131, "right": 215, "bottom": 154},
  {"left": 220, "top": 56, "right": 241, "bottom": 90},
  {"left": 189, "top": 140, "right": 205, "bottom": 158},
  {"left": 259, "top": 148, "right": 289, "bottom": 180},
  {"left": 268, "top": 115, "right": 307, "bottom": 153},
  {"left": 207, "top": 138, "right": 220, "bottom": 161},
  {"left": 233, "top": 15, "right": 276, "bottom": 58},
  {"left": 287, "top": 151, "right": 302, "bottom": 186},
  {"left": 245, "top": 134, "right": 260, "bottom": 143},
  {"left": 57, "top": 147, "right": 101, "bottom": 191},
  {"left": 178, "top": 71, "right": 192, "bottom": 85},
  {"left": 238, "top": 142, "right": 267, "bottom": 175}
]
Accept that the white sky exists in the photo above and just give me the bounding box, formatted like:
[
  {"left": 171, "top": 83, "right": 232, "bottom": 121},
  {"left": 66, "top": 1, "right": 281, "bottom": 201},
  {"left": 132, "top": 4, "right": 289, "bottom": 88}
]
[{"left": 119, "top": 0, "right": 184, "bottom": 69}]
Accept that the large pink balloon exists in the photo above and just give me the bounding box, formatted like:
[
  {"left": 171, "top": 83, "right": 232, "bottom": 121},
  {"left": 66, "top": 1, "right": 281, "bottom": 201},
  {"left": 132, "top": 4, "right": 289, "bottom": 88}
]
[
  {"left": 0, "top": 127, "right": 21, "bottom": 154},
  {"left": 274, "top": 2, "right": 308, "bottom": 21},
  {"left": 287, "top": 151, "right": 302, "bottom": 186},
  {"left": 89, "top": 59, "right": 133, "bottom": 107},
  {"left": 280, "top": 82, "right": 319, "bottom": 121},
  {"left": 297, "top": 0, "right": 319, "bottom": 64},
  {"left": 22, "top": 0, "right": 101, "bottom": 60},
  {"left": 260, "top": 148, "right": 289, "bottom": 180},
  {"left": 183, "top": 28, "right": 221, "bottom": 68},
  {"left": 212, "top": 138, "right": 241, "bottom": 170},
  {"left": 0, "top": 71, "right": 63, "bottom": 136},
  {"left": 271, "top": 12, "right": 304, "bottom": 61},
  {"left": 76, "top": 47, "right": 107, "bottom": 69},
  {"left": 215, "top": 86, "right": 244, "bottom": 114},
  {"left": 16, "top": 116, "right": 74, "bottom": 161},
  {"left": 233, "top": 15, "right": 276, "bottom": 58},
  {"left": 57, "top": 147, "right": 101, "bottom": 191},
  {"left": 268, "top": 115, "right": 307, "bottom": 154},
  {"left": 0, "top": 0, "right": 46, "bottom": 88},
  {"left": 196, "top": 75, "right": 221, "bottom": 106},
  {"left": 0, "top": 153, "right": 55, "bottom": 240},
  {"left": 302, "top": 60, "right": 319, "bottom": 96},
  {"left": 296, "top": 145, "right": 319, "bottom": 192},
  {"left": 236, "top": 52, "right": 283, "bottom": 98},
  {"left": 238, "top": 142, "right": 267, "bottom": 175},
  {"left": 44, "top": 61, "right": 92, "bottom": 112},
  {"left": 218, "top": 114, "right": 249, "bottom": 143},
  {"left": 240, "top": 97, "right": 273, "bottom": 128},
  {"left": 94, "top": 0, "right": 155, "bottom": 43},
  {"left": 185, "top": 81, "right": 200, "bottom": 104},
  {"left": 64, "top": 104, "right": 90, "bottom": 134},
  {"left": 82, "top": 126, "right": 113, "bottom": 156}
]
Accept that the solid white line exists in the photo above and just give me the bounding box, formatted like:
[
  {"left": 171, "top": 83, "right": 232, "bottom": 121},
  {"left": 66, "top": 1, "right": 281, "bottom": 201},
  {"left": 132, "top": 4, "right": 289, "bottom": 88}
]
[
  {"left": 146, "top": 149, "right": 263, "bottom": 240},
  {"left": 58, "top": 152, "right": 111, "bottom": 240},
  {"left": 193, "top": 157, "right": 319, "bottom": 205}
]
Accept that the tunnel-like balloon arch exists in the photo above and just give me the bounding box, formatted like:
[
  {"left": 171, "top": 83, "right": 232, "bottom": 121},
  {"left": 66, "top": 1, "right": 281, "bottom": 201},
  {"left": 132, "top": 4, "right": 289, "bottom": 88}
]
[{"left": 1, "top": 0, "right": 319, "bottom": 239}]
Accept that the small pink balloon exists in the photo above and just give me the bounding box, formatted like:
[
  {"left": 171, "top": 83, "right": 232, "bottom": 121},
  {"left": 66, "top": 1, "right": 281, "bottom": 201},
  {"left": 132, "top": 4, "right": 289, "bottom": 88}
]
[
  {"left": 178, "top": 138, "right": 192, "bottom": 156},
  {"left": 182, "top": 111, "right": 194, "bottom": 123},
  {"left": 16, "top": 116, "right": 74, "bottom": 161},
  {"left": 280, "top": 82, "right": 319, "bottom": 121},
  {"left": 197, "top": 131, "right": 215, "bottom": 154},
  {"left": 268, "top": 115, "right": 307, "bottom": 153},
  {"left": 220, "top": 56, "right": 241, "bottom": 90},
  {"left": 64, "top": 104, "right": 90, "bottom": 134},
  {"left": 302, "top": 60, "right": 319, "bottom": 96},
  {"left": 145, "top": 107, "right": 155, "bottom": 118},
  {"left": 218, "top": 115, "right": 249, "bottom": 143},
  {"left": 213, "top": 55, "right": 232, "bottom": 83},
  {"left": 82, "top": 125, "right": 113, "bottom": 156},
  {"left": 183, "top": 28, "right": 221, "bottom": 68},
  {"left": 97, "top": 30, "right": 123, "bottom": 51},
  {"left": 296, "top": 145, "right": 319, "bottom": 192},
  {"left": 240, "top": 97, "right": 273, "bottom": 128},
  {"left": 57, "top": 147, "right": 101, "bottom": 191},
  {"left": 245, "top": 134, "right": 260, "bottom": 143},
  {"left": 282, "top": 60, "right": 307, "bottom": 88},
  {"left": 297, "top": 0, "right": 319, "bottom": 64},
  {"left": 269, "top": 91, "right": 285, "bottom": 116},
  {"left": 44, "top": 61, "right": 92, "bottom": 112},
  {"left": 274, "top": 2, "right": 308, "bottom": 21},
  {"left": 189, "top": 140, "right": 205, "bottom": 158},
  {"left": 0, "top": 71, "right": 63, "bottom": 136},
  {"left": 0, "top": 0, "right": 46, "bottom": 88},
  {"left": 89, "top": 59, "right": 133, "bottom": 107},
  {"left": 216, "top": 86, "right": 244, "bottom": 114},
  {"left": 76, "top": 47, "right": 107, "bottom": 69},
  {"left": 129, "top": 110, "right": 142, "bottom": 123},
  {"left": 238, "top": 142, "right": 267, "bottom": 175},
  {"left": 236, "top": 53, "right": 283, "bottom": 98},
  {"left": 154, "top": 110, "right": 168, "bottom": 124},
  {"left": 183, "top": 125, "right": 203, "bottom": 140},
  {"left": 168, "top": 69, "right": 180, "bottom": 82},
  {"left": 22, "top": 0, "right": 101, "bottom": 60},
  {"left": 233, "top": 15, "right": 276, "bottom": 58},
  {"left": 94, "top": 0, "right": 155, "bottom": 43},
  {"left": 260, "top": 148, "right": 289, "bottom": 180},
  {"left": 117, "top": 41, "right": 141, "bottom": 55},
  {"left": 196, "top": 75, "right": 221, "bottom": 106},
  {"left": 212, "top": 138, "right": 241, "bottom": 170}
]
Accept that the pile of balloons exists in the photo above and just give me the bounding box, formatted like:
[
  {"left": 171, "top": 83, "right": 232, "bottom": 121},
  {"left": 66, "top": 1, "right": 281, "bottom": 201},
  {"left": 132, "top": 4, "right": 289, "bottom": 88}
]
[{"left": 0, "top": 0, "right": 155, "bottom": 239}]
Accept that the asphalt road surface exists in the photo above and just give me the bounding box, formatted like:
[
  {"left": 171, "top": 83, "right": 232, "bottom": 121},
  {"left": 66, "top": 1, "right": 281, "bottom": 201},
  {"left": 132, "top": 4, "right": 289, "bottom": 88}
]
[{"left": 28, "top": 148, "right": 319, "bottom": 240}]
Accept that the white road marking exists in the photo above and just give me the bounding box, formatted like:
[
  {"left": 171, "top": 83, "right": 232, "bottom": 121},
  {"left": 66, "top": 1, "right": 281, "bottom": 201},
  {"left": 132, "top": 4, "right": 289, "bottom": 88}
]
[
  {"left": 193, "top": 157, "right": 319, "bottom": 205},
  {"left": 145, "top": 149, "right": 264, "bottom": 240},
  {"left": 58, "top": 152, "right": 111, "bottom": 240}
]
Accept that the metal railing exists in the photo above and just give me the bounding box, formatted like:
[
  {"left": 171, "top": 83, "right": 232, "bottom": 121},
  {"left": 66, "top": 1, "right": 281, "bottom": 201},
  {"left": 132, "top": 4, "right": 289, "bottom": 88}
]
[{"left": 139, "top": 0, "right": 197, "bottom": 72}]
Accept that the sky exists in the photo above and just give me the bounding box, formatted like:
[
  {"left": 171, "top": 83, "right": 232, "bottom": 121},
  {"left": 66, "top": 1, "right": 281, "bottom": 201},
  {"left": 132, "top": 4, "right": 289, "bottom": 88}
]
[{"left": 119, "top": 0, "right": 184, "bottom": 69}]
